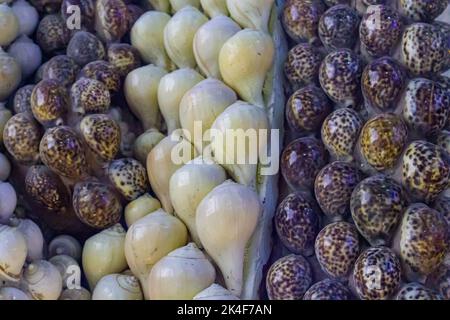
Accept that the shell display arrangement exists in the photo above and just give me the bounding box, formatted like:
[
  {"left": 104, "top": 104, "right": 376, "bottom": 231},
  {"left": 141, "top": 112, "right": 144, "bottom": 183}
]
[{"left": 0, "top": 0, "right": 446, "bottom": 302}]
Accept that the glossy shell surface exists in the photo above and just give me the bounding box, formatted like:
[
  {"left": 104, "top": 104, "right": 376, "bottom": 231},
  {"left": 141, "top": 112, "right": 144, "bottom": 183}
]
[
  {"left": 42, "top": 55, "right": 80, "bottom": 88},
  {"left": 399, "top": 0, "right": 448, "bottom": 22},
  {"left": 284, "top": 43, "right": 323, "bottom": 88},
  {"left": 80, "top": 60, "right": 121, "bottom": 93},
  {"left": 31, "top": 79, "right": 68, "bottom": 127},
  {"left": 396, "top": 283, "right": 443, "bottom": 300},
  {"left": 67, "top": 31, "right": 106, "bottom": 67},
  {"left": 95, "top": 0, "right": 130, "bottom": 43},
  {"left": 108, "top": 158, "right": 148, "bottom": 200},
  {"left": 13, "top": 85, "right": 35, "bottom": 114},
  {"left": 36, "top": 14, "right": 70, "bottom": 54},
  {"left": 303, "top": 278, "right": 352, "bottom": 300},
  {"left": 70, "top": 78, "right": 111, "bottom": 114},
  {"left": 107, "top": 43, "right": 141, "bottom": 77}
]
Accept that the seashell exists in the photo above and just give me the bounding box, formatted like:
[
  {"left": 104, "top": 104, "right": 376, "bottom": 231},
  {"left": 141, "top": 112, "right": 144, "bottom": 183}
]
[
  {"left": 108, "top": 158, "right": 149, "bottom": 201},
  {"left": 31, "top": 79, "right": 68, "bottom": 127}
]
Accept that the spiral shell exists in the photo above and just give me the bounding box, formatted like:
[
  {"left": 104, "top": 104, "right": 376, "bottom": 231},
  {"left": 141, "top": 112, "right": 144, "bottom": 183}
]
[
  {"left": 67, "top": 31, "right": 106, "bottom": 67},
  {"left": 80, "top": 60, "right": 121, "bottom": 94},
  {"left": 3, "top": 112, "right": 42, "bottom": 165},
  {"left": 314, "top": 161, "right": 362, "bottom": 221},
  {"left": 95, "top": 0, "right": 130, "bottom": 43},
  {"left": 13, "top": 85, "right": 35, "bottom": 114},
  {"left": 284, "top": 43, "right": 323, "bottom": 89},
  {"left": 31, "top": 79, "right": 68, "bottom": 127},
  {"left": 92, "top": 274, "right": 142, "bottom": 300},
  {"left": 358, "top": 113, "right": 408, "bottom": 172},
  {"left": 71, "top": 78, "right": 111, "bottom": 115},
  {"left": 315, "top": 222, "right": 360, "bottom": 279},
  {"left": 25, "top": 165, "right": 70, "bottom": 212},
  {"left": 108, "top": 158, "right": 149, "bottom": 200},
  {"left": 266, "top": 254, "right": 312, "bottom": 300},
  {"left": 59, "top": 287, "right": 91, "bottom": 300},
  {"left": 23, "top": 260, "right": 62, "bottom": 300},
  {"left": 286, "top": 85, "right": 332, "bottom": 134},
  {"left": 36, "top": 14, "right": 70, "bottom": 54},
  {"left": 39, "top": 126, "right": 88, "bottom": 180},
  {"left": 400, "top": 203, "right": 449, "bottom": 276},
  {"left": 353, "top": 247, "right": 401, "bottom": 300},
  {"left": 303, "top": 279, "right": 352, "bottom": 300},
  {"left": 48, "top": 235, "right": 82, "bottom": 261},
  {"left": 73, "top": 180, "right": 122, "bottom": 229},
  {"left": 402, "top": 141, "right": 450, "bottom": 203},
  {"left": 42, "top": 55, "right": 80, "bottom": 88},
  {"left": 396, "top": 283, "right": 443, "bottom": 300},
  {"left": 319, "top": 49, "right": 363, "bottom": 108},
  {"left": 107, "top": 43, "right": 141, "bottom": 77},
  {"left": 351, "top": 175, "right": 406, "bottom": 246},
  {"left": 275, "top": 193, "right": 320, "bottom": 256}
]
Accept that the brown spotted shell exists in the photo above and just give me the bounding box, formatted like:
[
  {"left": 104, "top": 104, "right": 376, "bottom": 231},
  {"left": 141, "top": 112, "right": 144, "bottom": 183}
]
[
  {"left": 70, "top": 78, "right": 111, "bottom": 114},
  {"left": 351, "top": 175, "right": 406, "bottom": 246},
  {"left": 359, "top": 5, "right": 404, "bottom": 58},
  {"left": 107, "top": 43, "right": 141, "bottom": 77},
  {"left": 42, "top": 55, "right": 80, "bottom": 88},
  {"left": 39, "top": 126, "right": 89, "bottom": 180},
  {"left": 13, "top": 85, "right": 35, "bottom": 114},
  {"left": 66, "top": 31, "right": 106, "bottom": 67},
  {"left": 399, "top": 0, "right": 448, "bottom": 23},
  {"left": 315, "top": 222, "right": 360, "bottom": 279},
  {"left": 80, "top": 114, "right": 121, "bottom": 161},
  {"left": 282, "top": 0, "right": 326, "bottom": 45},
  {"left": 401, "top": 23, "right": 447, "bottom": 77},
  {"left": 400, "top": 203, "right": 449, "bottom": 276},
  {"left": 396, "top": 283, "right": 443, "bottom": 300},
  {"left": 275, "top": 193, "right": 320, "bottom": 256},
  {"left": 36, "top": 14, "right": 70, "bottom": 55},
  {"left": 318, "top": 5, "right": 360, "bottom": 51},
  {"left": 401, "top": 78, "right": 450, "bottom": 137},
  {"left": 61, "top": 0, "right": 96, "bottom": 31},
  {"left": 362, "top": 57, "right": 406, "bottom": 112},
  {"left": 3, "top": 112, "right": 42, "bottom": 165},
  {"left": 319, "top": 49, "right": 363, "bottom": 108},
  {"left": 402, "top": 141, "right": 450, "bottom": 203},
  {"left": 321, "top": 108, "right": 363, "bottom": 161},
  {"left": 25, "top": 165, "right": 70, "bottom": 212},
  {"left": 31, "top": 79, "right": 68, "bottom": 127},
  {"left": 95, "top": 0, "right": 130, "bottom": 43},
  {"left": 80, "top": 60, "right": 121, "bottom": 93},
  {"left": 358, "top": 113, "right": 408, "bottom": 172},
  {"left": 73, "top": 180, "right": 122, "bottom": 229},
  {"left": 281, "top": 137, "right": 328, "bottom": 191},
  {"left": 108, "top": 158, "right": 149, "bottom": 201},
  {"left": 266, "top": 254, "right": 312, "bottom": 300},
  {"left": 353, "top": 247, "right": 402, "bottom": 300},
  {"left": 284, "top": 43, "right": 323, "bottom": 89},
  {"left": 303, "top": 279, "right": 352, "bottom": 300},
  {"left": 286, "top": 85, "right": 332, "bottom": 134},
  {"left": 314, "top": 161, "right": 362, "bottom": 221}
]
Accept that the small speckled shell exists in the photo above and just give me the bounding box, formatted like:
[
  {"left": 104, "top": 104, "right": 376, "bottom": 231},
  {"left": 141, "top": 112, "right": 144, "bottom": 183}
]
[
  {"left": 314, "top": 161, "right": 362, "bottom": 221},
  {"left": 67, "top": 31, "right": 106, "bottom": 67},
  {"left": 39, "top": 126, "right": 89, "bottom": 180},
  {"left": 318, "top": 5, "right": 360, "bottom": 51},
  {"left": 396, "top": 283, "right": 443, "bottom": 300},
  {"left": 362, "top": 57, "right": 406, "bottom": 112},
  {"left": 351, "top": 175, "right": 406, "bottom": 246},
  {"left": 36, "top": 14, "right": 70, "bottom": 54},
  {"left": 359, "top": 5, "right": 404, "bottom": 58},
  {"left": 315, "top": 222, "right": 360, "bottom": 279},
  {"left": 303, "top": 278, "right": 352, "bottom": 300},
  {"left": 321, "top": 108, "right": 363, "bottom": 161},
  {"left": 42, "top": 55, "right": 80, "bottom": 88},
  {"left": 432, "top": 193, "right": 450, "bottom": 229},
  {"left": 284, "top": 43, "right": 323, "bottom": 89},
  {"left": 3, "top": 112, "right": 42, "bottom": 165},
  {"left": 353, "top": 247, "right": 401, "bottom": 300},
  {"left": 73, "top": 180, "right": 122, "bottom": 229},
  {"left": 266, "top": 254, "right": 312, "bottom": 300},
  {"left": 31, "top": 79, "right": 68, "bottom": 127},
  {"left": 319, "top": 49, "right": 363, "bottom": 108},
  {"left": 275, "top": 193, "right": 320, "bottom": 256},
  {"left": 402, "top": 141, "right": 450, "bottom": 203},
  {"left": 80, "top": 60, "right": 121, "bottom": 94},
  {"left": 95, "top": 0, "right": 130, "bottom": 43},
  {"left": 71, "top": 78, "right": 111, "bottom": 114},
  {"left": 436, "top": 130, "right": 450, "bottom": 155},
  {"left": 399, "top": 0, "right": 448, "bottom": 23},
  {"left": 80, "top": 114, "right": 121, "bottom": 161},
  {"left": 108, "top": 158, "right": 149, "bottom": 200},
  {"left": 282, "top": 0, "right": 326, "bottom": 45},
  {"left": 401, "top": 78, "right": 450, "bottom": 137},
  {"left": 358, "top": 113, "right": 408, "bottom": 172},
  {"left": 281, "top": 137, "right": 328, "bottom": 191},
  {"left": 107, "top": 43, "right": 141, "bottom": 77},
  {"left": 400, "top": 203, "right": 449, "bottom": 276},
  {"left": 401, "top": 23, "right": 447, "bottom": 77},
  {"left": 286, "top": 85, "right": 332, "bottom": 134},
  {"left": 13, "top": 85, "right": 35, "bottom": 114},
  {"left": 25, "top": 165, "right": 70, "bottom": 212}
]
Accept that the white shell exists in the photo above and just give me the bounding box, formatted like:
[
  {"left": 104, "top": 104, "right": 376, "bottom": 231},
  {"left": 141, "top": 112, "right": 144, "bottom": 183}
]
[
  {"left": 92, "top": 274, "right": 143, "bottom": 300},
  {"left": 193, "top": 283, "right": 240, "bottom": 300},
  {"left": 0, "top": 287, "right": 31, "bottom": 300},
  {"left": 11, "top": 217, "right": 44, "bottom": 262},
  {"left": 49, "top": 255, "right": 80, "bottom": 289},
  {"left": 23, "top": 260, "right": 63, "bottom": 300},
  {"left": 11, "top": 0, "right": 39, "bottom": 36},
  {"left": 0, "top": 225, "right": 27, "bottom": 282},
  {"left": 48, "top": 235, "right": 82, "bottom": 261},
  {"left": 170, "top": 0, "right": 200, "bottom": 11},
  {"left": 0, "top": 153, "right": 11, "bottom": 181},
  {"left": 0, "top": 182, "right": 17, "bottom": 224},
  {"left": 8, "top": 35, "right": 42, "bottom": 78}
]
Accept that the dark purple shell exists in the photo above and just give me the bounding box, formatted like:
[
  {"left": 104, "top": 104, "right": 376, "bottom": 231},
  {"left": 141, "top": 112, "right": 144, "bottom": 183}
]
[
  {"left": 396, "top": 283, "right": 443, "bottom": 300},
  {"left": 67, "top": 31, "right": 106, "bottom": 67},
  {"left": 43, "top": 55, "right": 80, "bottom": 88},
  {"left": 79, "top": 60, "right": 121, "bottom": 93},
  {"left": 95, "top": 0, "right": 130, "bottom": 43},
  {"left": 36, "top": 14, "right": 71, "bottom": 55},
  {"left": 13, "top": 85, "right": 35, "bottom": 114},
  {"left": 107, "top": 43, "right": 142, "bottom": 77},
  {"left": 303, "top": 279, "right": 352, "bottom": 300},
  {"left": 284, "top": 43, "right": 323, "bottom": 89}
]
